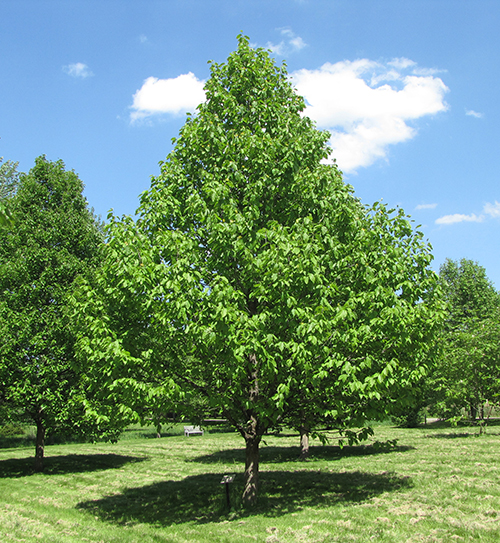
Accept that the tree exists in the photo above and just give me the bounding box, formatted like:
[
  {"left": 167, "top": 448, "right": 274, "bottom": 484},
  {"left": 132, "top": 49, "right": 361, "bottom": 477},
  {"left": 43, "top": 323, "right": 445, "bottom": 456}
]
[
  {"left": 75, "top": 36, "right": 444, "bottom": 504},
  {"left": 433, "top": 259, "right": 500, "bottom": 423},
  {"left": 440, "top": 258, "right": 500, "bottom": 327},
  {"left": 0, "top": 156, "right": 20, "bottom": 200},
  {"left": 0, "top": 156, "right": 114, "bottom": 471},
  {"left": 279, "top": 377, "right": 380, "bottom": 460},
  {"left": 441, "top": 316, "right": 500, "bottom": 427},
  {"left": 0, "top": 156, "right": 20, "bottom": 227}
]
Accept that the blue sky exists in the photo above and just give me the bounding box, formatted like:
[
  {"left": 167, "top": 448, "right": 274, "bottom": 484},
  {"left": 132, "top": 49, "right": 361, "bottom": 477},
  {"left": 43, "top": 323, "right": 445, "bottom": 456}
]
[{"left": 2, "top": 0, "right": 499, "bottom": 287}]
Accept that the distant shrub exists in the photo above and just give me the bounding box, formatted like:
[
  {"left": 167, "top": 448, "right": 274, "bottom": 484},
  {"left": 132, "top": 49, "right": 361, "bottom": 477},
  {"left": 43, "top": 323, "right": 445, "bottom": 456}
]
[{"left": 392, "top": 406, "right": 424, "bottom": 428}]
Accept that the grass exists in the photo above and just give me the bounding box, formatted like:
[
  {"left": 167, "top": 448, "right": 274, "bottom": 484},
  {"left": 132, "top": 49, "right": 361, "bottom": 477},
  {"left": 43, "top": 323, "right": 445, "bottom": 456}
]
[{"left": 1, "top": 421, "right": 500, "bottom": 542}]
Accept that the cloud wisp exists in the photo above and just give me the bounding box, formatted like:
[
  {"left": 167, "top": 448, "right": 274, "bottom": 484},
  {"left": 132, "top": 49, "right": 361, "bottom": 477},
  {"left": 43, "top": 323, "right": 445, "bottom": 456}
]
[
  {"left": 291, "top": 58, "right": 449, "bottom": 173},
  {"left": 63, "top": 62, "right": 93, "bottom": 79},
  {"left": 484, "top": 201, "right": 500, "bottom": 218},
  {"left": 435, "top": 213, "right": 483, "bottom": 225},
  {"left": 130, "top": 73, "right": 206, "bottom": 122},
  {"left": 466, "top": 109, "right": 483, "bottom": 118},
  {"left": 416, "top": 203, "right": 438, "bottom": 210},
  {"left": 436, "top": 201, "right": 500, "bottom": 225},
  {"left": 265, "top": 28, "right": 307, "bottom": 56}
]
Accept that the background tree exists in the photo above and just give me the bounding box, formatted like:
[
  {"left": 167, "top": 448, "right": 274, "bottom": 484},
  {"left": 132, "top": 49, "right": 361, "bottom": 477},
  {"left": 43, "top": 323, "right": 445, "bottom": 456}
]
[
  {"left": 76, "top": 36, "right": 444, "bottom": 505},
  {"left": 0, "top": 156, "right": 116, "bottom": 471},
  {"left": 440, "top": 258, "right": 500, "bottom": 326},
  {"left": 279, "top": 377, "right": 382, "bottom": 460},
  {"left": 432, "top": 258, "right": 500, "bottom": 423},
  {"left": 389, "top": 376, "right": 437, "bottom": 428},
  {"left": 0, "top": 156, "right": 20, "bottom": 226},
  {"left": 0, "top": 156, "right": 20, "bottom": 200}
]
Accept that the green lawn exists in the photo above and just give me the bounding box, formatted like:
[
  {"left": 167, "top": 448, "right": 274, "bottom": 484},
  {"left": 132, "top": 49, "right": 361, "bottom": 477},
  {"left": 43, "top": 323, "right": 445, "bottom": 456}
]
[{"left": 1, "top": 421, "right": 500, "bottom": 542}]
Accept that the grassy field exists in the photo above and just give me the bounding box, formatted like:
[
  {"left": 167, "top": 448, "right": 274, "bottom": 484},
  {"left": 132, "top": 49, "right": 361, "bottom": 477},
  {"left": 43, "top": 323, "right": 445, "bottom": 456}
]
[{"left": 1, "top": 421, "right": 500, "bottom": 542}]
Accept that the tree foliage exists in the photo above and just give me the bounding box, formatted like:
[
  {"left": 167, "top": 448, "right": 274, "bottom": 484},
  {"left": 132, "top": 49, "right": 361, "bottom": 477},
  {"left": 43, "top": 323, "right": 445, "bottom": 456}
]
[
  {"left": 0, "top": 156, "right": 113, "bottom": 470},
  {"left": 440, "top": 258, "right": 500, "bottom": 327},
  {"left": 433, "top": 258, "right": 500, "bottom": 423},
  {"left": 0, "top": 156, "right": 20, "bottom": 200},
  {"left": 75, "top": 36, "right": 444, "bottom": 504},
  {"left": 0, "top": 156, "right": 20, "bottom": 227}
]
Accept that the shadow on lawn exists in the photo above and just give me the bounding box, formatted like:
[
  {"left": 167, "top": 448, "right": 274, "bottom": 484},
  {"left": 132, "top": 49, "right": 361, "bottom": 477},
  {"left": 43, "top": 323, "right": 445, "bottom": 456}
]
[
  {"left": 425, "top": 431, "right": 500, "bottom": 439},
  {"left": 423, "top": 419, "right": 500, "bottom": 439},
  {"left": 0, "top": 453, "right": 146, "bottom": 478},
  {"left": 191, "top": 442, "right": 414, "bottom": 465},
  {"left": 77, "top": 468, "right": 412, "bottom": 526},
  {"left": 423, "top": 418, "right": 500, "bottom": 430}
]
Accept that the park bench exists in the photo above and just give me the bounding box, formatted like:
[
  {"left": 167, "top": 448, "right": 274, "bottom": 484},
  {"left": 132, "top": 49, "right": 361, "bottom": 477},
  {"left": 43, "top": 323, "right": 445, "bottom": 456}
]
[{"left": 184, "top": 425, "right": 204, "bottom": 436}]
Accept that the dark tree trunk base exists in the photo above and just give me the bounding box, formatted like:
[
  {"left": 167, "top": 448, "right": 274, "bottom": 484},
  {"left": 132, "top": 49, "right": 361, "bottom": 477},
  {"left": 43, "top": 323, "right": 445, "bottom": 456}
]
[
  {"left": 299, "top": 426, "right": 310, "bottom": 461},
  {"left": 34, "top": 419, "right": 45, "bottom": 472},
  {"left": 242, "top": 434, "right": 261, "bottom": 506}
]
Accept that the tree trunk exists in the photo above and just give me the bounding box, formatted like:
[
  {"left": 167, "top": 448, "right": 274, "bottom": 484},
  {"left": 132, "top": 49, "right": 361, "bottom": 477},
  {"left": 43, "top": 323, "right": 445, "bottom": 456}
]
[
  {"left": 241, "top": 351, "right": 263, "bottom": 506},
  {"left": 242, "top": 432, "right": 261, "bottom": 506},
  {"left": 479, "top": 419, "right": 486, "bottom": 435},
  {"left": 299, "top": 425, "right": 310, "bottom": 461},
  {"left": 470, "top": 403, "right": 477, "bottom": 421},
  {"left": 34, "top": 417, "right": 45, "bottom": 472}
]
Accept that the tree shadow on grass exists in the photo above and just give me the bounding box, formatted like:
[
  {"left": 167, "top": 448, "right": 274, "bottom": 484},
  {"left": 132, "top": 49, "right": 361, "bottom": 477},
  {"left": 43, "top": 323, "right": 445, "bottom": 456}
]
[
  {"left": 425, "top": 431, "right": 500, "bottom": 439},
  {"left": 0, "top": 453, "right": 146, "bottom": 478},
  {"left": 425, "top": 432, "right": 477, "bottom": 439},
  {"left": 77, "top": 468, "right": 412, "bottom": 526},
  {"left": 190, "top": 442, "right": 414, "bottom": 465},
  {"left": 424, "top": 419, "right": 500, "bottom": 431}
]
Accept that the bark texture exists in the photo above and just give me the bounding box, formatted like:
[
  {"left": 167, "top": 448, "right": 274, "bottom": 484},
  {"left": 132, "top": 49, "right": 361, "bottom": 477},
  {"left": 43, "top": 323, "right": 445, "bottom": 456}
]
[
  {"left": 242, "top": 431, "right": 261, "bottom": 505},
  {"left": 241, "top": 352, "right": 263, "bottom": 505},
  {"left": 34, "top": 417, "right": 45, "bottom": 472},
  {"left": 299, "top": 425, "right": 310, "bottom": 461}
]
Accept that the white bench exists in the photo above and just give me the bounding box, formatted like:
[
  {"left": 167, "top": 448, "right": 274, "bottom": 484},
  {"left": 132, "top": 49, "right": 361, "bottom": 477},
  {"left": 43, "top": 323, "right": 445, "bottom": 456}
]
[{"left": 184, "top": 425, "right": 204, "bottom": 436}]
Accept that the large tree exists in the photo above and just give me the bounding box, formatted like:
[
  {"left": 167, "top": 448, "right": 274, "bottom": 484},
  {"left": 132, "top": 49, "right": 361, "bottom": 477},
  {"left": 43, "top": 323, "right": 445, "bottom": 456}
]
[
  {"left": 432, "top": 258, "right": 500, "bottom": 422},
  {"left": 76, "top": 36, "right": 444, "bottom": 504},
  {"left": 0, "top": 156, "right": 113, "bottom": 470}
]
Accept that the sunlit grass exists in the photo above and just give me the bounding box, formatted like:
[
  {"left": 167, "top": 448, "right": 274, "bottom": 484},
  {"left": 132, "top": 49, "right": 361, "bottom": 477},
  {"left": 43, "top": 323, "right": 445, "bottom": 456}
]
[{"left": 1, "top": 421, "right": 500, "bottom": 542}]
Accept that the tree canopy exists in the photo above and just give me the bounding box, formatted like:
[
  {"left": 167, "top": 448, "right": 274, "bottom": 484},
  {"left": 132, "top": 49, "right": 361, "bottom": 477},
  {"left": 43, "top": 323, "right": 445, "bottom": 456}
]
[
  {"left": 433, "top": 258, "right": 500, "bottom": 423},
  {"left": 0, "top": 156, "right": 20, "bottom": 200},
  {"left": 0, "top": 156, "right": 20, "bottom": 227},
  {"left": 439, "top": 258, "right": 500, "bottom": 327},
  {"left": 75, "top": 35, "right": 444, "bottom": 504},
  {"left": 0, "top": 156, "right": 111, "bottom": 470}
]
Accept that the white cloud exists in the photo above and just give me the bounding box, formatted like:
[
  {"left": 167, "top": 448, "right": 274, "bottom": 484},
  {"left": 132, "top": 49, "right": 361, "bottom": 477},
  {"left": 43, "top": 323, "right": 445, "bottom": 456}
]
[
  {"left": 412, "top": 67, "right": 444, "bottom": 77},
  {"left": 388, "top": 57, "right": 416, "bottom": 70},
  {"left": 291, "top": 59, "right": 448, "bottom": 173},
  {"left": 290, "top": 36, "right": 307, "bottom": 51},
  {"left": 129, "top": 48, "right": 447, "bottom": 173},
  {"left": 63, "top": 62, "right": 93, "bottom": 78},
  {"left": 416, "top": 203, "right": 438, "bottom": 210},
  {"left": 436, "top": 201, "right": 500, "bottom": 225},
  {"left": 130, "top": 73, "right": 206, "bottom": 122},
  {"left": 466, "top": 109, "right": 483, "bottom": 118},
  {"left": 484, "top": 201, "right": 500, "bottom": 218},
  {"left": 266, "top": 28, "right": 307, "bottom": 56},
  {"left": 435, "top": 213, "right": 483, "bottom": 225}
]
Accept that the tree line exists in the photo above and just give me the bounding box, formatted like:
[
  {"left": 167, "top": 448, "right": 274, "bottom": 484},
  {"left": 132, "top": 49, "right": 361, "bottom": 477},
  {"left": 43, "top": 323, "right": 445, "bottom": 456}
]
[{"left": 1, "top": 36, "right": 498, "bottom": 505}]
